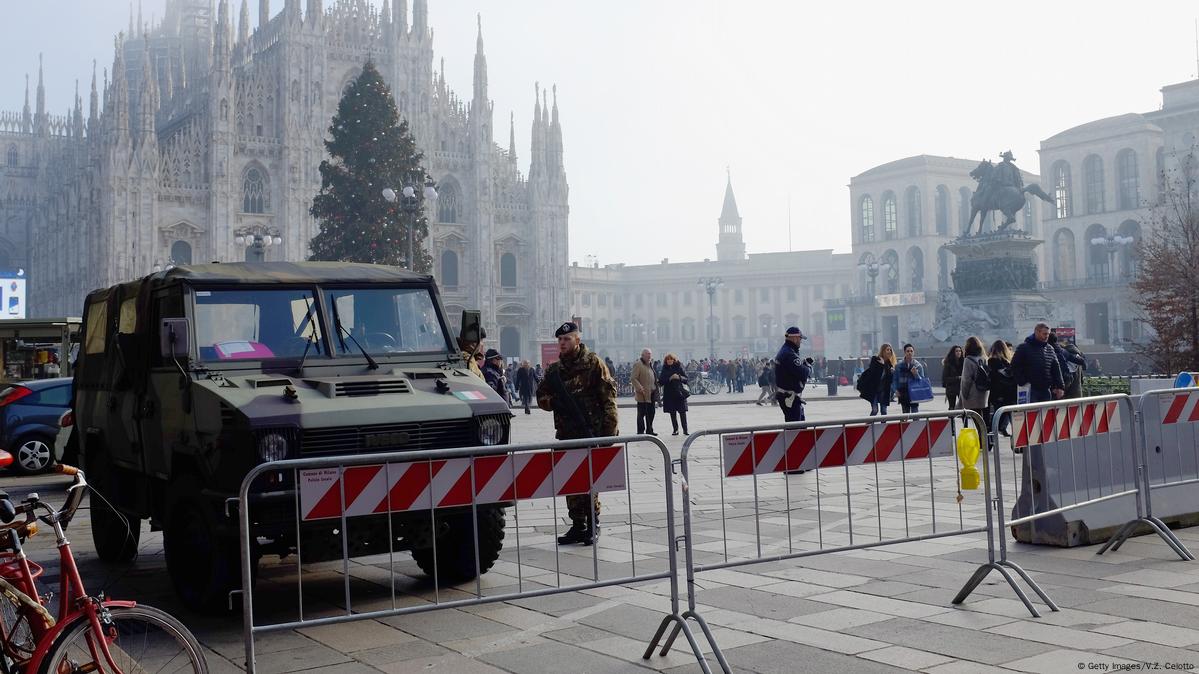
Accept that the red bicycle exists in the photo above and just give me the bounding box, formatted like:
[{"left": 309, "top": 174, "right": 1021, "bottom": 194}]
[{"left": 0, "top": 454, "right": 207, "bottom": 673}]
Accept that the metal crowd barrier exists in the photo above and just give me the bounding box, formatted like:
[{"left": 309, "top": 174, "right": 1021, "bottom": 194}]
[
  {"left": 236, "top": 435, "right": 717, "bottom": 674},
  {"left": 1101, "top": 387, "right": 1199, "bottom": 559},
  {"left": 660, "top": 410, "right": 1005, "bottom": 673}
]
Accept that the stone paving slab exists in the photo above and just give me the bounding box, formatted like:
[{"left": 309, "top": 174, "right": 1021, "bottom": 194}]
[{"left": 8, "top": 396, "right": 1199, "bottom": 672}]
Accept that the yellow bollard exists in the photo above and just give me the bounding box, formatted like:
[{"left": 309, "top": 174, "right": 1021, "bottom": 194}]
[{"left": 957, "top": 426, "right": 981, "bottom": 490}]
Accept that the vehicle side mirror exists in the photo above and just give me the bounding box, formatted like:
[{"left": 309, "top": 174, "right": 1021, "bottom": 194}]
[
  {"left": 459, "top": 310, "right": 482, "bottom": 344},
  {"left": 160, "top": 318, "right": 190, "bottom": 359}
]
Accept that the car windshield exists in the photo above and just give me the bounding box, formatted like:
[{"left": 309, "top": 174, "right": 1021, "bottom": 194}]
[
  {"left": 194, "top": 288, "right": 325, "bottom": 361},
  {"left": 324, "top": 287, "right": 450, "bottom": 356}
]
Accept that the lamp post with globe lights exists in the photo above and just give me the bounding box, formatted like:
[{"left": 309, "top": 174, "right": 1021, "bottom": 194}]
[
  {"left": 234, "top": 227, "right": 283, "bottom": 262},
  {"left": 698, "top": 277, "right": 724, "bottom": 360},
  {"left": 382, "top": 177, "right": 438, "bottom": 271},
  {"left": 857, "top": 252, "right": 891, "bottom": 351},
  {"left": 1091, "top": 233, "right": 1136, "bottom": 345}
]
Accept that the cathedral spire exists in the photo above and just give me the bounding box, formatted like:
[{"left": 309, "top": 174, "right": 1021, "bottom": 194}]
[
  {"left": 412, "top": 0, "right": 427, "bottom": 38},
  {"left": 213, "top": 0, "right": 232, "bottom": 71},
  {"left": 21, "top": 74, "right": 30, "bottom": 134},
  {"left": 36, "top": 53, "right": 46, "bottom": 121},
  {"left": 89, "top": 61, "right": 99, "bottom": 126},
  {"left": 530, "top": 82, "right": 544, "bottom": 180},
  {"left": 380, "top": 0, "right": 390, "bottom": 29},
  {"left": 472, "top": 14, "right": 487, "bottom": 103},
  {"left": 137, "top": 0, "right": 143, "bottom": 38},
  {"left": 137, "top": 43, "right": 157, "bottom": 138},
  {"left": 112, "top": 36, "right": 131, "bottom": 142},
  {"left": 509, "top": 111, "right": 517, "bottom": 165},
  {"left": 550, "top": 84, "right": 563, "bottom": 178},
  {"left": 238, "top": 0, "right": 250, "bottom": 44},
  {"left": 259, "top": 0, "right": 270, "bottom": 29},
  {"left": 73, "top": 80, "right": 84, "bottom": 138},
  {"left": 129, "top": 3, "right": 135, "bottom": 37},
  {"left": 716, "top": 172, "right": 746, "bottom": 262},
  {"left": 394, "top": 0, "right": 407, "bottom": 37},
  {"left": 306, "top": 0, "right": 321, "bottom": 25}
]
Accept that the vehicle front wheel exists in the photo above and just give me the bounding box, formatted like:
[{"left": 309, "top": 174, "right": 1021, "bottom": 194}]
[
  {"left": 12, "top": 435, "right": 54, "bottom": 474},
  {"left": 410, "top": 505, "right": 506, "bottom": 583},
  {"left": 88, "top": 450, "right": 141, "bottom": 563},
  {"left": 164, "top": 481, "right": 241, "bottom": 613}
]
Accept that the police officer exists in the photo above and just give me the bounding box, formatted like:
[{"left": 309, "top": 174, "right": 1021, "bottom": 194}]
[
  {"left": 774, "top": 326, "right": 813, "bottom": 423},
  {"left": 536, "top": 322, "right": 618, "bottom": 545}
]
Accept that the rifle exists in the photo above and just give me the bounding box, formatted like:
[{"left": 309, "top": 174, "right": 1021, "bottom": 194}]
[{"left": 547, "top": 367, "right": 598, "bottom": 438}]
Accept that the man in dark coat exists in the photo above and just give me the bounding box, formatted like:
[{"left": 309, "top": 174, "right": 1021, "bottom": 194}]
[
  {"left": 536, "top": 322, "right": 618, "bottom": 546},
  {"left": 481, "top": 349, "right": 509, "bottom": 404},
  {"left": 514, "top": 360, "right": 538, "bottom": 414},
  {"left": 1011, "top": 322, "right": 1065, "bottom": 403},
  {"left": 773, "top": 327, "right": 812, "bottom": 423}
]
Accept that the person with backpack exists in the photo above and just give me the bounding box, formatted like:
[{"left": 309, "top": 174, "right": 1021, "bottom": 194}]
[
  {"left": 960, "top": 336, "right": 992, "bottom": 436},
  {"left": 942, "top": 345, "right": 964, "bottom": 410},
  {"left": 857, "top": 343, "right": 895, "bottom": 416},
  {"left": 987, "top": 339, "right": 1017, "bottom": 437}
]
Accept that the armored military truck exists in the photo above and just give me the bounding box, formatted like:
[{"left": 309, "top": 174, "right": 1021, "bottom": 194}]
[{"left": 73, "top": 262, "right": 512, "bottom": 611}]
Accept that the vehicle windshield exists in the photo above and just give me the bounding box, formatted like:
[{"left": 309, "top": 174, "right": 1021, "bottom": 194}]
[
  {"left": 325, "top": 287, "right": 450, "bottom": 356},
  {"left": 194, "top": 289, "right": 324, "bottom": 361}
]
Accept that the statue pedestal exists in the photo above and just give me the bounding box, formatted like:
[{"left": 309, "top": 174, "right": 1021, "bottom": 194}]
[{"left": 933, "top": 231, "right": 1053, "bottom": 342}]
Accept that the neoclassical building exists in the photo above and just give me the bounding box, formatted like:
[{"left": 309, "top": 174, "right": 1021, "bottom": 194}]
[
  {"left": 569, "top": 178, "right": 853, "bottom": 363},
  {"left": 1, "top": 0, "right": 569, "bottom": 360}
]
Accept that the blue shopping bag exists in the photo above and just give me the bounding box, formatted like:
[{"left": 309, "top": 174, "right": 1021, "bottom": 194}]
[{"left": 907, "top": 376, "right": 934, "bottom": 403}]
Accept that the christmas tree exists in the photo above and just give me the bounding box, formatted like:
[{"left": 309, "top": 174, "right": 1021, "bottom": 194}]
[{"left": 309, "top": 61, "right": 433, "bottom": 271}]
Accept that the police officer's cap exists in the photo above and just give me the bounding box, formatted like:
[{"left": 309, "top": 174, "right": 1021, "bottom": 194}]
[
  {"left": 785, "top": 326, "right": 804, "bottom": 338},
  {"left": 555, "top": 321, "right": 579, "bottom": 337}
]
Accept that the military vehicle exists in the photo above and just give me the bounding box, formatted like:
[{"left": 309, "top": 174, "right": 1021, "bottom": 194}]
[{"left": 73, "top": 262, "right": 512, "bottom": 611}]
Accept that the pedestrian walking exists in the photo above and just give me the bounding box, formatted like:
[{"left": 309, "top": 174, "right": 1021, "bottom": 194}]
[
  {"left": 659, "top": 353, "right": 690, "bottom": 435},
  {"left": 1011, "top": 322, "right": 1065, "bottom": 404},
  {"left": 773, "top": 327, "right": 812, "bottom": 423},
  {"left": 1048, "top": 332, "right": 1086, "bottom": 399},
  {"left": 857, "top": 344, "right": 895, "bottom": 416},
  {"left": 987, "top": 340, "right": 1017, "bottom": 437},
  {"left": 942, "top": 345, "right": 964, "bottom": 410},
  {"left": 482, "top": 349, "right": 509, "bottom": 403},
  {"left": 1064, "top": 342, "right": 1088, "bottom": 399},
  {"left": 515, "top": 360, "right": 537, "bottom": 414},
  {"left": 535, "top": 322, "right": 617, "bottom": 546},
  {"left": 632, "top": 349, "right": 658, "bottom": 436},
  {"left": 892, "top": 344, "right": 927, "bottom": 414},
  {"left": 959, "top": 336, "right": 992, "bottom": 435},
  {"left": 755, "top": 362, "right": 773, "bottom": 405}
]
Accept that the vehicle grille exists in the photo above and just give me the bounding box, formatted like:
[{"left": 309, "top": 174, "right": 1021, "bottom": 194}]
[
  {"left": 334, "top": 379, "right": 412, "bottom": 397},
  {"left": 301, "top": 418, "right": 475, "bottom": 455}
]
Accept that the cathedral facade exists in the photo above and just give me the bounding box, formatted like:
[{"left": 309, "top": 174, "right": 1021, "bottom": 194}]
[{"left": 0, "top": 0, "right": 570, "bottom": 361}]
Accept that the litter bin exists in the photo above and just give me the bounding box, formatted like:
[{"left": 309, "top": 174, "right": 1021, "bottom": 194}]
[{"left": 825, "top": 376, "right": 838, "bottom": 396}]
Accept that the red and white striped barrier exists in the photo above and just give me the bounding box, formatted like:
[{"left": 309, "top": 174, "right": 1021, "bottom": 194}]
[
  {"left": 299, "top": 446, "right": 625, "bottom": 521},
  {"left": 722, "top": 419, "right": 952, "bottom": 478},
  {"left": 1011, "top": 400, "right": 1122, "bottom": 449},
  {"left": 1161, "top": 391, "right": 1199, "bottom": 426}
]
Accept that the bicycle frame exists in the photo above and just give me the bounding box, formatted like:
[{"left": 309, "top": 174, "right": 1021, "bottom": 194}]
[{"left": 0, "top": 474, "right": 136, "bottom": 674}]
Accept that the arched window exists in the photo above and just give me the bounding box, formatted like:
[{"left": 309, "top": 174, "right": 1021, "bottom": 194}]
[
  {"left": 1117, "top": 149, "right": 1139, "bottom": 210},
  {"left": 859, "top": 195, "right": 875, "bottom": 242},
  {"left": 242, "top": 166, "right": 268, "bottom": 213},
  {"left": 5, "top": 145, "right": 16, "bottom": 167},
  {"left": 882, "top": 192, "right": 897, "bottom": 239},
  {"left": 1117, "top": 219, "right": 1141, "bottom": 278},
  {"left": 907, "top": 247, "right": 924, "bottom": 292},
  {"left": 499, "top": 252, "right": 517, "bottom": 288},
  {"left": 1085, "top": 224, "right": 1109, "bottom": 279},
  {"left": 1083, "top": 154, "right": 1105, "bottom": 214},
  {"left": 935, "top": 185, "right": 949, "bottom": 235},
  {"left": 170, "top": 240, "right": 192, "bottom": 265},
  {"left": 437, "top": 180, "right": 459, "bottom": 223},
  {"left": 1053, "top": 161, "right": 1072, "bottom": 218},
  {"left": 905, "top": 186, "right": 921, "bottom": 237},
  {"left": 881, "top": 249, "right": 899, "bottom": 293},
  {"left": 959, "top": 187, "right": 972, "bottom": 233},
  {"left": 441, "top": 250, "right": 459, "bottom": 288},
  {"left": 1053, "top": 228, "right": 1076, "bottom": 283}
]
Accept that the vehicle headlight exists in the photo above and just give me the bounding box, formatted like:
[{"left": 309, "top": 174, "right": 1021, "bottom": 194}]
[
  {"left": 478, "top": 416, "right": 506, "bottom": 446},
  {"left": 257, "top": 433, "right": 290, "bottom": 463}
]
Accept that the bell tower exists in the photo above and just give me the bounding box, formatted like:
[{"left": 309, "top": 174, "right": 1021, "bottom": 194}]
[{"left": 716, "top": 171, "right": 745, "bottom": 262}]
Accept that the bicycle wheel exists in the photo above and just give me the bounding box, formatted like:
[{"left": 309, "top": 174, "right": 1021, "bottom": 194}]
[
  {"left": 39, "top": 604, "right": 207, "bottom": 674},
  {"left": 0, "top": 576, "right": 47, "bottom": 672}
]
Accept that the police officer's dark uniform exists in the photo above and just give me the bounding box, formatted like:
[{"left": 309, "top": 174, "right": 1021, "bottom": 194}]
[{"left": 773, "top": 326, "right": 812, "bottom": 423}]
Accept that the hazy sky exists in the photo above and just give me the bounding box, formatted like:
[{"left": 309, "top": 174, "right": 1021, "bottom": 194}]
[{"left": 3, "top": 1, "right": 1198, "bottom": 267}]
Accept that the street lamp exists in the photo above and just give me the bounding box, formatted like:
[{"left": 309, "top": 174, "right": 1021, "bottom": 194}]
[
  {"left": 1091, "top": 234, "right": 1135, "bottom": 345},
  {"left": 234, "top": 227, "right": 283, "bottom": 262},
  {"left": 383, "top": 177, "right": 438, "bottom": 271},
  {"left": 151, "top": 259, "right": 177, "bottom": 273},
  {"left": 857, "top": 253, "right": 891, "bottom": 351},
  {"left": 697, "top": 277, "right": 723, "bottom": 360}
]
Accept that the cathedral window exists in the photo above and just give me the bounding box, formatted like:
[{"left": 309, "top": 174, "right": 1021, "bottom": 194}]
[
  {"left": 5, "top": 145, "right": 16, "bottom": 167},
  {"left": 242, "top": 167, "right": 268, "bottom": 213},
  {"left": 500, "top": 253, "right": 517, "bottom": 288},
  {"left": 438, "top": 182, "right": 459, "bottom": 223},
  {"left": 441, "top": 250, "right": 459, "bottom": 288},
  {"left": 171, "top": 241, "right": 193, "bottom": 265}
]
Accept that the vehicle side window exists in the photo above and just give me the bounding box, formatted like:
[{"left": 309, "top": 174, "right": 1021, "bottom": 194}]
[
  {"left": 78, "top": 298, "right": 110, "bottom": 389},
  {"left": 31, "top": 385, "right": 71, "bottom": 406}
]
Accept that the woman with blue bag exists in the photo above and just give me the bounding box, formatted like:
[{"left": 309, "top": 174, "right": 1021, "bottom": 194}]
[{"left": 892, "top": 343, "right": 931, "bottom": 413}]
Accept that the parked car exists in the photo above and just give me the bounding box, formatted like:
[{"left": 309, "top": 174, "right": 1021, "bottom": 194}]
[
  {"left": 0, "top": 378, "right": 73, "bottom": 474},
  {"left": 54, "top": 408, "right": 73, "bottom": 466}
]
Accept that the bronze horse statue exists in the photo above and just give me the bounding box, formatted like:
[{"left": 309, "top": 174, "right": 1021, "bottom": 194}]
[{"left": 967, "top": 159, "right": 1054, "bottom": 235}]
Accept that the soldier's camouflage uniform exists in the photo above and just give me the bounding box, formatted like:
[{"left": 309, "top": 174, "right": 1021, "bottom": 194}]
[
  {"left": 462, "top": 349, "right": 484, "bottom": 379},
  {"left": 536, "top": 342, "right": 618, "bottom": 524}
]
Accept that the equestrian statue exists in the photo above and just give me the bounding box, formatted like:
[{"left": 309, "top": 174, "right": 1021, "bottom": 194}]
[{"left": 966, "top": 151, "right": 1054, "bottom": 236}]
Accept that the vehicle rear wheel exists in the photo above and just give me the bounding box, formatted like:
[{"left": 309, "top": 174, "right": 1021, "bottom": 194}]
[
  {"left": 410, "top": 505, "right": 506, "bottom": 583},
  {"left": 12, "top": 436, "right": 53, "bottom": 475},
  {"left": 164, "top": 481, "right": 240, "bottom": 613},
  {"left": 87, "top": 449, "right": 141, "bottom": 563}
]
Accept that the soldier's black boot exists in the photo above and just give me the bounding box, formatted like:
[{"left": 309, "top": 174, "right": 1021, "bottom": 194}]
[{"left": 557, "top": 521, "right": 588, "bottom": 545}]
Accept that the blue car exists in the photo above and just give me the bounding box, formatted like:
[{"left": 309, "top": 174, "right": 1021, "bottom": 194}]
[{"left": 0, "top": 378, "right": 72, "bottom": 474}]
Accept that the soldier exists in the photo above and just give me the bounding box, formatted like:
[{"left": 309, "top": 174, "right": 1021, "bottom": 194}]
[
  {"left": 536, "top": 321, "right": 618, "bottom": 545},
  {"left": 458, "top": 327, "right": 485, "bottom": 379}
]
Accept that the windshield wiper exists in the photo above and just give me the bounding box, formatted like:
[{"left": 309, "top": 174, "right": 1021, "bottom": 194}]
[
  {"left": 330, "top": 297, "right": 379, "bottom": 371},
  {"left": 296, "top": 294, "right": 319, "bottom": 376}
]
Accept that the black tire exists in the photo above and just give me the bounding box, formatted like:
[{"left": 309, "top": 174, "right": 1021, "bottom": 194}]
[
  {"left": 11, "top": 435, "right": 54, "bottom": 475},
  {"left": 411, "top": 505, "right": 506, "bottom": 583},
  {"left": 39, "top": 604, "right": 207, "bottom": 674},
  {"left": 87, "top": 449, "right": 141, "bottom": 563},
  {"left": 164, "top": 480, "right": 240, "bottom": 613}
]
